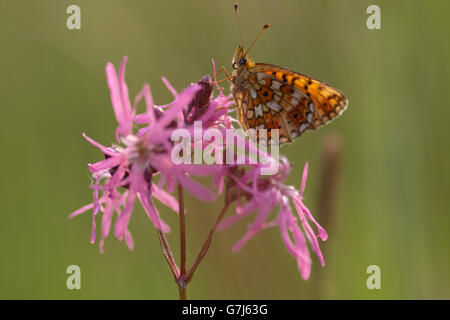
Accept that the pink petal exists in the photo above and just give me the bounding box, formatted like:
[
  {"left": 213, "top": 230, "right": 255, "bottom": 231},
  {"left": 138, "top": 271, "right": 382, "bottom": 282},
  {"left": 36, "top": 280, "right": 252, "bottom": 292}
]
[
  {"left": 278, "top": 202, "right": 312, "bottom": 279},
  {"left": 293, "top": 199, "right": 327, "bottom": 266},
  {"left": 294, "top": 197, "right": 328, "bottom": 241},
  {"left": 100, "top": 200, "right": 114, "bottom": 254},
  {"left": 90, "top": 187, "right": 100, "bottom": 243},
  {"left": 118, "top": 56, "right": 133, "bottom": 124},
  {"left": 88, "top": 156, "right": 123, "bottom": 173},
  {"left": 134, "top": 113, "right": 150, "bottom": 124},
  {"left": 114, "top": 191, "right": 136, "bottom": 240},
  {"left": 106, "top": 62, "right": 126, "bottom": 133},
  {"left": 162, "top": 76, "right": 178, "bottom": 98},
  {"left": 173, "top": 171, "right": 215, "bottom": 202},
  {"left": 152, "top": 84, "right": 200, "bottom": 131},
  {"left": 299, "top": 162, "right": 309, "bottom": 198},
  {"left": 138, "top": 192, "right": 171, "bottom": 233},
  {"left": 218, "top": 201, "right": 257, "bottom": 230},
  {"left": 177, "top": 164, "right": 224, "bottom": 176},
  {"left": 124, "top": 229, "right": 134, "bottom": 250},
  {"left": 151, "top": 184, "right": 179, "bottom": 213},
  {"left": 231, "top": 204, "right": 271, "bottom": 252},
  {"left": 69, "top": 203, "right": 94, "bottom": 219},
  {"left": 82, "top": 133, "right": 116, "bottom": 156},
  {"left": 143, "top": 84, "right": 156, "bottom": 123}
]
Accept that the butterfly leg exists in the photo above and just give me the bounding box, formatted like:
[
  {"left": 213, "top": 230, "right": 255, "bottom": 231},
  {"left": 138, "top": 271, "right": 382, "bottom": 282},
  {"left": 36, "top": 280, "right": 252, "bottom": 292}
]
[
  {"left": 216, "top": 105, "right": 237, "bottom": 111},
  {"left": 212, "top": 66, "right": 234, "bottom": 84},
  {"left": 215, "top": 66, "right": 231, "bottom": 79},
  {"left": 210, "top": 66, "right": 237, "bottom": 111}
]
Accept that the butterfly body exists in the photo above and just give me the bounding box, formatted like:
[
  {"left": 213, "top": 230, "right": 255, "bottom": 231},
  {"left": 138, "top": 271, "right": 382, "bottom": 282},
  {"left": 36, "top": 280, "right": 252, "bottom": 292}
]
[{"left": 230, "top": 46, "right": 348, "bottom": 145}]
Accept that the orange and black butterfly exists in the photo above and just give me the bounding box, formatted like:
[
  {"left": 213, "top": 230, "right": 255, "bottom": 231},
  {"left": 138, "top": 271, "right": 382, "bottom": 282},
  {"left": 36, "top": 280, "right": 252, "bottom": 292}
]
[{"left": 226, "top": 4, "right": 348, "bottom": 145}]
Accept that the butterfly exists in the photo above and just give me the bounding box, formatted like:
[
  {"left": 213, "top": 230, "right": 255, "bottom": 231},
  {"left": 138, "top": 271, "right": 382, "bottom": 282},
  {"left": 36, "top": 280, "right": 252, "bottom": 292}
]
[{"left": 225, "top": 4, "right": 348, "bottom": 145}]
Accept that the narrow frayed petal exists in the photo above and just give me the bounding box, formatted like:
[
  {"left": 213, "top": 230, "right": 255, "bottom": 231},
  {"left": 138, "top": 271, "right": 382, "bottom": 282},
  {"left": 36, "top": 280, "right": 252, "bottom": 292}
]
[
  {"left": 106, "top": 62, "right": 124, "bottom": 127},
  {"left": 300, "top": 162, "right": 309, "bottom": 198},
  {"left": 295, "top": 199, "right": 328, "bottom": 241},
  {"left": 82, "top": 133, "right": 116, "bottom": 156},
  {"left": 152, "top": 84, "right": 200, "bottom": 131},
  {"left": 124, "top": 229, "right": 134, "bottom": 250},
  {"left": 162, "top": 76, "right": 178, "bottom": 98},
  {"left": 69, "top": 203, "right": 94, "bottom": 219},
  {"left": 104, "top": 56, "right": 134, "bottom": 136},
  {"left": 138, "top": 192, "right": 171, "bottom": 233},
  {"left": 173, "top": 172, "right": 216, "bottom": 202},
  {"left": 133, "top": 83, "right": 156, "bottom": 125},
  {"left": 118, "top": 56, "right": 133, "bottom": 131},
  {"left": 90, "top": 214, "right": 97, "bottom": 244},
  {"left": 100, "top": 200, "right": 114, "bottom": 254},
  {"left": 152, "top": 184, "right": 179, "bottom": 213},
  {"left": 218, "top": 202, "right": 257, "bottom": 230},
  {"left": 150, "top": 154, "right": 216, "bottom": 202},
  {"left": 88, "top": 156, "right": 123, "bottom": 173},
  {"left": 177, "top": 164, "right": 224, "bottom": 176},
  {"left": 90, "top": 186, "right": 100, "bottom": 243},
  {"left": 143, "top": 84, "right": 156, "bottom": 123},
  {"left": 114, "top": 191, "right": 137, "bottom": 240},
  {"left": 231, "top": 204, "right": 272, "bottom": 252},
  {"left": 293, "top": 198, "right": 327, "bottom": 266},
  {"left": 232, "top": 229, "right": 259, "bottom": 253}
]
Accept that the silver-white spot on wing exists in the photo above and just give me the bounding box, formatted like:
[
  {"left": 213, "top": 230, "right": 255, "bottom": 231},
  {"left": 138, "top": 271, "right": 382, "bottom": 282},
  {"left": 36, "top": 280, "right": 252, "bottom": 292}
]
[
  {"left": 271, "top": 81, "right": 281, "bottom": 91},
  {"left": 293, "top": 90, "right": 303, "bottom": 100},
  {"left": 299, "top": 122, "right": 310, "bottom": 133},
  {"left": 267, "top": 100, "right": 281, "bottom": 112},
  {"left": 255, "top": 103, "right": 264, "bottom": 118}
]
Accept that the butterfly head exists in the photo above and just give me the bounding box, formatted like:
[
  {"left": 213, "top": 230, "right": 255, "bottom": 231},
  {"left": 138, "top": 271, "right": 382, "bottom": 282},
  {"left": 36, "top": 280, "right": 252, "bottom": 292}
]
[
  {"left": 232, "top": 46, "right": 249, "bottom": 70},
  {"left": 232, "top": 4, "right": 269, "bottom": 72}
]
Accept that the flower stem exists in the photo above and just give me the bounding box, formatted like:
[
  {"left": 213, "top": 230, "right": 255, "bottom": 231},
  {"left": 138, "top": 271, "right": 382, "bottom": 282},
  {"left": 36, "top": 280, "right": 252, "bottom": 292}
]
[
  {"left": 185, "top": 200, "right": 230, "bottom": 283},
  {"left": 178, "top": 281, "right": 188, "bottom": 300},
  {"left": 157, "top": 230, "right": 179, "bottom": 281},
  {"left": 177, "top": 183, "right": 188, "bottom": 299},
  {"left": 158, "top": 184, "right": 231, "bottom": 300}
]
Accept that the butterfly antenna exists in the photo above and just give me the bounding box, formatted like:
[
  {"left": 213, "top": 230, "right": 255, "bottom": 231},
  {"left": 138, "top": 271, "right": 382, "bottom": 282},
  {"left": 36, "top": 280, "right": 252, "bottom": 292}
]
[
  {"left": 244, "top": 24, "right": 270, "bottom": 57},
  {"left": 234, "top": 4, "right": 245, "bottom": 49}
]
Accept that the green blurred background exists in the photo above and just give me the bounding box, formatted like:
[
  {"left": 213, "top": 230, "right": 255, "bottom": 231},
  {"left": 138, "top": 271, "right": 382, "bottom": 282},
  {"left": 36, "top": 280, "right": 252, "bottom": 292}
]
[{"left": 1, "top": 0, "right": 449, "bottom": 299}]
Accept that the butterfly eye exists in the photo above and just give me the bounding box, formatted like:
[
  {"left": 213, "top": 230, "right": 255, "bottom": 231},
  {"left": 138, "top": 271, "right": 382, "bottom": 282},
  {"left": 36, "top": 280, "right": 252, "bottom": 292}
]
[
  {"left": 232, "top": 62, "right": 239, "bottom": 70},
  {"left": 239, "top": 58, "right": 247, "bottom": 65}
]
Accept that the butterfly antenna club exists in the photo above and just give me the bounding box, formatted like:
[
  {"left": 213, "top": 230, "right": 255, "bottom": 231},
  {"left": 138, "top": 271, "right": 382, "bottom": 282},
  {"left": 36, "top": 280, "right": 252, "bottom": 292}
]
[{"left": 244, "top": 24, "right": 270, "bottom": 57}]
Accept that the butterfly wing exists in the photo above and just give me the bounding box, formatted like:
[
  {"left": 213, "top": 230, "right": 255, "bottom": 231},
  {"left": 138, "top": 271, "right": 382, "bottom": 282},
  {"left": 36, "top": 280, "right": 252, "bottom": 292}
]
[
  {"left": 240, "top": 63, "right": 348, "bottom": 144},
  {"left": 233, "top": 84, "right": 292, "bottom": 144}
]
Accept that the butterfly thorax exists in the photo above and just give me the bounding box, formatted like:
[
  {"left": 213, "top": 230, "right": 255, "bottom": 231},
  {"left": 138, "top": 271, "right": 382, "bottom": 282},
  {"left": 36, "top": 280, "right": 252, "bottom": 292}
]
[
  {"left": 230, "top": 46, "right": 255, "bottom": 94},
  {"left": 230, "top": 65, "right": 251, "bottom": 94}
]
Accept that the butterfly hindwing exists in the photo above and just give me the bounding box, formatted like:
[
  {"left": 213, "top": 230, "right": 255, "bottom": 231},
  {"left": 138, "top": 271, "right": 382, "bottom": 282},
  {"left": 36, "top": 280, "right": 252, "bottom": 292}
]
[{"left": 244, "top": 68, "right": 325, "bottom": 143}]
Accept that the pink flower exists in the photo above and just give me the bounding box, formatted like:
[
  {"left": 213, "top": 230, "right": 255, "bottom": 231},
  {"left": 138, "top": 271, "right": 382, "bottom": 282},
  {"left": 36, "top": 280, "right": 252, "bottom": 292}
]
[
  {"left": 70, "top": 57, "right": 219, "bottom": 252},
  {"left": 218, "top": 159, "right": 328, "bottom": 280}
]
